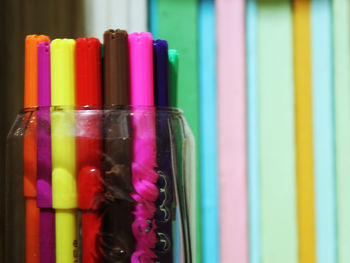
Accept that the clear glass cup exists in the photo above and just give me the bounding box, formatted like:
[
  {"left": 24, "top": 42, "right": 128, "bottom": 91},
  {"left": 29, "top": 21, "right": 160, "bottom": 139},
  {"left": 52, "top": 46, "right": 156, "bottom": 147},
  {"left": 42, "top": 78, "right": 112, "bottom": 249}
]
[{"left": 4, "top": 106, "right": 194, "bottom": 263}]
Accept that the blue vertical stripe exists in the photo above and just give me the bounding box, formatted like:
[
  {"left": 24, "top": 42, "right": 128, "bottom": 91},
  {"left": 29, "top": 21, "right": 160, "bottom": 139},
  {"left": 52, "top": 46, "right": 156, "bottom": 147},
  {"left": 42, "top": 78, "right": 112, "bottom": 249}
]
[
  {"left": 311, "top": 0, "right": 337, "bottom": 262},
  {"left": 247, "top": 0, "right": 260, "bottom": 262},
  {"left": 148, "top": 0, "right": 158, "bottom": 38},
  {"left": 199, "top": 0, "right": 219, "bottom": 262}
]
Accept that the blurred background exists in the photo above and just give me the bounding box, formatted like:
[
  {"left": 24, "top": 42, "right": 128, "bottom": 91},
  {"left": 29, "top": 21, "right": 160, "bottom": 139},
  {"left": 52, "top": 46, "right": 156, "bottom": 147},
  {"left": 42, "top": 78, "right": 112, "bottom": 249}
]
[
  {"left": 1, "top": 0, "right": 349, "bottom": 263},
  {"left": 0, "top": 1, "right": 85, "bottom": 260}
]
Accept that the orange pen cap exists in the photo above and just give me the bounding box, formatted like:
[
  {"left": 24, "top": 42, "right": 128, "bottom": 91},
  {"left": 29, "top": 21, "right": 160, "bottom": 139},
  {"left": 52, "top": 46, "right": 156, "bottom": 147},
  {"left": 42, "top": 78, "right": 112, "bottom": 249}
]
[{"left": 24, "top": 34, "right": 50, "bottom": 108}]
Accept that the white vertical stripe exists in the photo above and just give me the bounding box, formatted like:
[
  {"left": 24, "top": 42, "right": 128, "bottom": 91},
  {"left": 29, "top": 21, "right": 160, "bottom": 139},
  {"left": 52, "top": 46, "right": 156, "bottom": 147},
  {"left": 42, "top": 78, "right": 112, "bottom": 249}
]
[{"left": 128, "top": 0, "right": 148, "bottom": 32}]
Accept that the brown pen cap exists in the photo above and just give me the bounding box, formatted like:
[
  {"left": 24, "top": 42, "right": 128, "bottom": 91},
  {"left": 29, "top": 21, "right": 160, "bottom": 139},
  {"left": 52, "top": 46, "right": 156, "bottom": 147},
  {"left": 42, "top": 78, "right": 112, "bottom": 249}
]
[{"left": 103, "top": 29, "right": 130, "bottom": 106}]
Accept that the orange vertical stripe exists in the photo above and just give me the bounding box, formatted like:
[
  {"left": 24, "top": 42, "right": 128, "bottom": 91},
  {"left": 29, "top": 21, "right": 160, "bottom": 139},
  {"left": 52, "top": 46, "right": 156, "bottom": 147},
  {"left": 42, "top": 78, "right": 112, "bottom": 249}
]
[{"left": 293, "top": 1, "right": 316, "bottom": 262}]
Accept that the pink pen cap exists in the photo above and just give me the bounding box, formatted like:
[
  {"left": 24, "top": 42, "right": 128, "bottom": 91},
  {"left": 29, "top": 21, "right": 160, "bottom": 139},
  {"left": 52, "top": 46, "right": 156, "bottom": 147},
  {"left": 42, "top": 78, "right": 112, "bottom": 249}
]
[{"left": 128, "top": 32, "right": 154, "bottom": 106}]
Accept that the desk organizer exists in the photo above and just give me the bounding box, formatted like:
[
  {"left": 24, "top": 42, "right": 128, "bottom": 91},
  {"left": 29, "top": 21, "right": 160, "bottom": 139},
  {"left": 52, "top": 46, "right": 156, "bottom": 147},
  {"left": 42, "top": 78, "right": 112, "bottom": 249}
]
[{"left": 4, "top": 106, "right": 193, "bottom": 263}]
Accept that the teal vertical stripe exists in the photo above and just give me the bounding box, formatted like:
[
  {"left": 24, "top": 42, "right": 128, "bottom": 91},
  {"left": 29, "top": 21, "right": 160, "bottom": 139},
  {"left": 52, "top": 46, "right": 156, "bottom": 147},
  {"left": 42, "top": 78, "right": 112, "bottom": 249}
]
[
  {"left": 199, "top": 0, "right": 218, "bottom": 263},
  {"left": 311, "top": 0, "right": 337, "bottom": 262},
  {"left": 246, "top": 0, "right": 260, "bottom": 262},
  {"left": 148, "top": 0, "right": 158, "bottom": 38}
]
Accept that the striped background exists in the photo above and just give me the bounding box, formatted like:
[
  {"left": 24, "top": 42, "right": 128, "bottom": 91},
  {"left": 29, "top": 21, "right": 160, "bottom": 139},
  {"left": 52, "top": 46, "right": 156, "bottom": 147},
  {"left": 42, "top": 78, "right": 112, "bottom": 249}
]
[{"left": 1, "top": 0, "right": 349, "bottom": 262}]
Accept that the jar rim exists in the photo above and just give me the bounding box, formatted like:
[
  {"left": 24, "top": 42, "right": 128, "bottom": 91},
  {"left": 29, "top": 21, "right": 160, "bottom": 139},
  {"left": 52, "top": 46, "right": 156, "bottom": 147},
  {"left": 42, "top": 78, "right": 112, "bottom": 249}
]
[{"left": 20, "top": 105, "right": 184, "bottom": 115}]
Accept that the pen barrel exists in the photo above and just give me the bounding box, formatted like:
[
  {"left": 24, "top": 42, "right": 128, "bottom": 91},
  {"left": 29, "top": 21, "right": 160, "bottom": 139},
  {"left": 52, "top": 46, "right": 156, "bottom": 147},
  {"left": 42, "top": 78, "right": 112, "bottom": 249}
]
[
  {"left": 26, "top": 198, "right": 40, "bottom": 263},
  {"left": 24, "top": 113, "right": 40, "bottom": 263},
  {"left": 24, "top": 117, "right": 38, "bottom": 198},
  {"left": 104, "top": 114, "right": 133, "bottom": 165},
  {"left": 37, "top": 112, "right": 55, "bottom": 263},
  {"left": 76, "top": 111, "right": 103, "bottom": 263},
  {"left": 132, "top": 112, "right": 157, "bottom": 166},
  {"left": 130, "top": 110, "right": 159, "bottom": 261},
  {"left": 77, "top": 111, "right": 103, "bottom": 209},
  {"left": 51, "top": 110, "right": 77, "bottom": 208},
  {"left": 155, "top": 113, "right": 175, "bottom": 262},
  {"left": 51, "top": 109, "right": 77, "bottom": 263},
  {"left": 81, "top": 212, "right": 101, "bottom": 263},
  {"left": 40, "top": 209, "right": 56, "bottom": 263},
  {"left": 37, "top": 108, "right": 52, "bottom": 207},
  {"left": 99, "top": 111, "right": 135, "bottom": 262},
  {"left": 55, "top": 209, "right": 78, "bottom": 263}
]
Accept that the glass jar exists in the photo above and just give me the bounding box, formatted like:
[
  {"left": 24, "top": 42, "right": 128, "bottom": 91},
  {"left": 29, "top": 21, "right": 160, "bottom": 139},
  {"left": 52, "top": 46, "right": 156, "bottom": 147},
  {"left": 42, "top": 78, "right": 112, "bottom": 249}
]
[{"left": 4, "top": 106, "right": 194, "bottom": 263}]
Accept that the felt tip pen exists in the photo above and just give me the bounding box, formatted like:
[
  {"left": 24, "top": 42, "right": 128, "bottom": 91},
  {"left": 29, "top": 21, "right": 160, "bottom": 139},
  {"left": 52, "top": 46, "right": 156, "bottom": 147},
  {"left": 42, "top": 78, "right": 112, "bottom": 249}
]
[
  {"left": 75, "top": 37, "right": 103, "bottom": 263},
  {"left": 24, "top": 34, "right": 50, "bottom": 263},
  {"left": 101, "top": 29, "right": 135, "bottom": 262},
  {"left": 50, "top": 38, "right": 77, "bottom": 263},
  {"left": 129, "top": 32, "right": 159, "bottom": 261},
  {"left": 153, "top": 39, "right": 174, "bottom": 263},
  {"left": 37, "top": 41, "right": 56, "bottom": 263}
]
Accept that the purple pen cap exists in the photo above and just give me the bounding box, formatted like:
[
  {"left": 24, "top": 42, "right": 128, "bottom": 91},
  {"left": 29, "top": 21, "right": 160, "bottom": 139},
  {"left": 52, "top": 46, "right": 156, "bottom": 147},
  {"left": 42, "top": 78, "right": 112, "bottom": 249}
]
[
  {"left": 36, "top": 41, "right": 52, "bottom": 208},
  {"left": 38, "top": 42, "right": 51, "bottom": 107}
]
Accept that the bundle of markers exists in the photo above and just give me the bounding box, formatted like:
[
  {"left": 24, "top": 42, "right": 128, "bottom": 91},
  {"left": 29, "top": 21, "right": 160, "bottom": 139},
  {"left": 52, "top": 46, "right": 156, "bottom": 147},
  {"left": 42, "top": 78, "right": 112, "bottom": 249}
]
[{"left": 24, "top": 30, "right": 179, "bottom": 263}]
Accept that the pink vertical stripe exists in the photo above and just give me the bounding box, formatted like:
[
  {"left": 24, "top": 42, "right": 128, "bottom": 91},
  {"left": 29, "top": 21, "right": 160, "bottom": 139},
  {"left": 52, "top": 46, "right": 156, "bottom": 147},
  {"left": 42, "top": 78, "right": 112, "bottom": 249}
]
[{"left": 217, "top": 0, "right": 247, "bottom": 262}]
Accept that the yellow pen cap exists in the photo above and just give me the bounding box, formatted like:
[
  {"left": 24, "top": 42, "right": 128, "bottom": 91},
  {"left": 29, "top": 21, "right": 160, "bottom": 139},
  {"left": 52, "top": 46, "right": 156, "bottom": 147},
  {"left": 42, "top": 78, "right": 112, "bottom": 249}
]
[{"left": 51, "top": 39, "right": 76, "bottom": 106}]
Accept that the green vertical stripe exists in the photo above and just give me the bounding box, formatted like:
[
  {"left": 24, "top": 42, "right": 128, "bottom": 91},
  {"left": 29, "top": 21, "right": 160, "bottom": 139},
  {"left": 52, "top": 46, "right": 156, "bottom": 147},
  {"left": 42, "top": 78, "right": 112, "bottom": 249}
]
[
  {"left": 258, "top": 1, "right": 298, "bottom": 262},
  {"left": 333, "top": 0, "right": 350, "bottom": 262},
  {"left": 156, "top": 0, "right": 200, "bottom": 262}
]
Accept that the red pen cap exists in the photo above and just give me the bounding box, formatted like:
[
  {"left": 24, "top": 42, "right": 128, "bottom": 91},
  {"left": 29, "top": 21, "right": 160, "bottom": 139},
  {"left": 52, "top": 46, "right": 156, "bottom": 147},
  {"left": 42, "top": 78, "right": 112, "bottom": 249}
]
[{"left": 75, "top": 37, "right": 102, "bottom": 106}]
